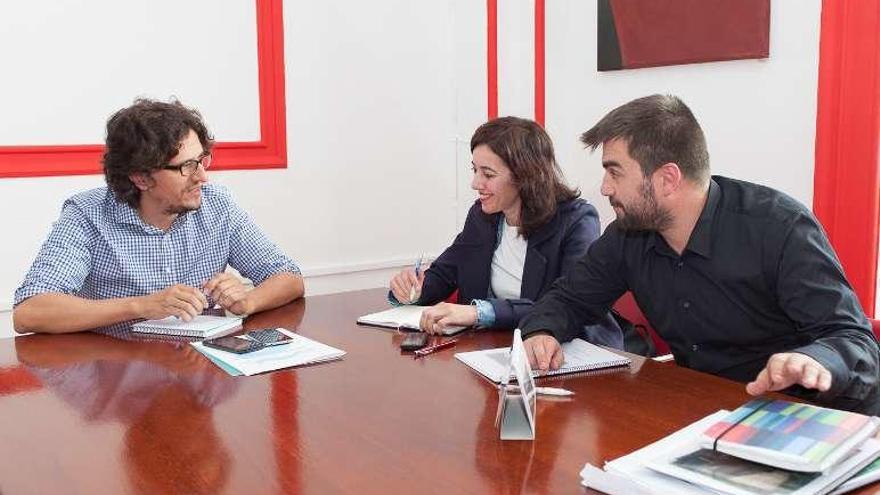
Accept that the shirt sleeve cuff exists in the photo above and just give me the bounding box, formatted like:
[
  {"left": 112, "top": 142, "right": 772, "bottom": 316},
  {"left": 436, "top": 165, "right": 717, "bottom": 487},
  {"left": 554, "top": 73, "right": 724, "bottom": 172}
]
[
  {"left": 471, "top": 299, "right": 496, "bottom": 328},
  {"left": 791, "top": 343, "right": 850, "bottom": 399}
]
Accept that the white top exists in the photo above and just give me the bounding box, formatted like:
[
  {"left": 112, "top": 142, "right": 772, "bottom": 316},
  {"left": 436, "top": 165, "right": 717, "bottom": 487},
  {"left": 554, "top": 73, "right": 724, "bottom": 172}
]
[{"left": 490, "top": 219, "right": 528, "bottom": 299}]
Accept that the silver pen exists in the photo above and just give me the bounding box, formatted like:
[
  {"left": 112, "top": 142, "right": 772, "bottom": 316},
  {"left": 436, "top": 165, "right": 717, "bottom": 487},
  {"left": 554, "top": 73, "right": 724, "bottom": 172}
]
[{"left": 505, "top": 385, "right": 575, "bottom": 396}]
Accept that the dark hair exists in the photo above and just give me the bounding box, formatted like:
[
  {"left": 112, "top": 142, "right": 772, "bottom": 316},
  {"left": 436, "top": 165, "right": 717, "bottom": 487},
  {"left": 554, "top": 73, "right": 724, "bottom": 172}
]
[
  {"left": 471, "top": 116, "right": 579, "bottom": 238},
  {"left": 580, "top": 94, "right": 710, "bottom": 183},
  {"left": 102, "top": 98, "right": 214, "bottom": 207}
]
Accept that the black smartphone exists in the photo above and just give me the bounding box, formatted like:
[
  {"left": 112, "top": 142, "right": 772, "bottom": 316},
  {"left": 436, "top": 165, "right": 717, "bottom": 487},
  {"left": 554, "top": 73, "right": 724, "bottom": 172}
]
[
  {"left": 400, "top": 333, "right": 429, "bottom": 351},
  {"left": 246, "top": 328, "right": 294, "bottom": 346},
  {"left": 203, "top": 335, "right": 265, "bottom": 354}
]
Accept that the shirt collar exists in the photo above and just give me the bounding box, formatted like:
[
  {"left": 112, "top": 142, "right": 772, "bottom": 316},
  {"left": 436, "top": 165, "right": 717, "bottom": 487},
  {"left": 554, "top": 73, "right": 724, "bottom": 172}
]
[
  {"left": 113, "top": 198, "right": 146, "bottom": 228},
  {"left": 683, "top": 178, "right": 721, "bottom": 259},
  {"left": 112, "top": 196, "right": 189, "bottom": 234},
  {"left": 642, "top": 179, "right": 720, "bottom": 259}
]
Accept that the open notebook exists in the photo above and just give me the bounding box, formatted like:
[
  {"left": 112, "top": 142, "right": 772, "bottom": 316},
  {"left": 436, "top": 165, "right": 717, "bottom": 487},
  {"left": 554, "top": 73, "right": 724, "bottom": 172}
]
[
  {"left": 456, "top": 337, "right": 630, "bottom": 383},
  {"left": 356, "top": 305, "right": 467, "bottom": 336},
  {"left": 131, "top": 315, "right": 243, "bottom": 339}
]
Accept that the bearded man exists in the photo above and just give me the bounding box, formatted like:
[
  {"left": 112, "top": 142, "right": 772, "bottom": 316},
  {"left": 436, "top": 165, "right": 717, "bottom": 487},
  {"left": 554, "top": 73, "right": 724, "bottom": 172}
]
[{"left": 521, "top": 94, "right": 880, "bottom": 414}]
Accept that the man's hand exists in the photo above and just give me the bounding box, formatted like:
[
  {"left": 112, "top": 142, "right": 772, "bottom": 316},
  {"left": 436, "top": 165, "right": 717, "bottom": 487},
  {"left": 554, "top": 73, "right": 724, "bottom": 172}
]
[
  {"left": 138, "top": 284, "right": 208, "bottom": 321},
  {"left": 523, "top": 333, "right": 564, "bottom": 373},
  {"left": 419, "top": 303, "right": 476, "bottom": 334},
  {"left": 746, "top": 352, "right": 833, "bottom": 396},
  {"left": 202, "top": 273, "right": 253, "bottom": 315}
]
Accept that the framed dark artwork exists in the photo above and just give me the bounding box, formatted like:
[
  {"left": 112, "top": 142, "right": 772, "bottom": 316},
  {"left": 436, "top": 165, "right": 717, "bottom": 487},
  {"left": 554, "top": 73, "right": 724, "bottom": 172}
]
[{"left": 598, "top": 0, "right": 770, "bottom": 71}]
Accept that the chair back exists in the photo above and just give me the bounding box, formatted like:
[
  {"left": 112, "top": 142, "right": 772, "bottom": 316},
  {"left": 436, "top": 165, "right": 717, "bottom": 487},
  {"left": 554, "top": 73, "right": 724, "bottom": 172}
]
[
  {"left": 613, "top": 292, "right": 670, "bottom": 355},
  {"left": 869, "top": 318, "right": 880, "bottom": 340}
]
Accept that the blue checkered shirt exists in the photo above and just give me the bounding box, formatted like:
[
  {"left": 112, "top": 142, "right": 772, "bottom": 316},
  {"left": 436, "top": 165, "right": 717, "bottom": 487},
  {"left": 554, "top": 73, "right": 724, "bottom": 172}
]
[{"left": 14, "top": 184, "right": 300, "bottom": 307}]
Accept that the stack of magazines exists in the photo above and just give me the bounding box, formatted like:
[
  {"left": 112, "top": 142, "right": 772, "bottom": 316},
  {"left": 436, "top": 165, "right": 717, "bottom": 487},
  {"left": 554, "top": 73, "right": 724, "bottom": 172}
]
[{"left": 581, "top": 399, "right": 880, "bottom": 495}]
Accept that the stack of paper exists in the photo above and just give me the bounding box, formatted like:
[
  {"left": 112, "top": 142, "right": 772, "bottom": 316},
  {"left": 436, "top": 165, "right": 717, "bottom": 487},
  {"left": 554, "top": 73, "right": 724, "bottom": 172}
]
[
  {"left": 581, "top": 405, "right": 880, "bottom": 495},
  {"left": 192, "top": 329, "right": 345, "bottom": 376}
]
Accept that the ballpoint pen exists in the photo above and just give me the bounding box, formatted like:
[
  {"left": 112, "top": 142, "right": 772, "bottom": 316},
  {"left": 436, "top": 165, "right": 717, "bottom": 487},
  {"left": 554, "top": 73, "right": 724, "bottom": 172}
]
[
  {"left": 408, "top": 254, "right": 424, "bottom": 303},
  {"left": 505, "top": 385, "right": 575, "bottom": 396},
  {"left": 413, "top": 339, "right": 457, "bottom": 358}
]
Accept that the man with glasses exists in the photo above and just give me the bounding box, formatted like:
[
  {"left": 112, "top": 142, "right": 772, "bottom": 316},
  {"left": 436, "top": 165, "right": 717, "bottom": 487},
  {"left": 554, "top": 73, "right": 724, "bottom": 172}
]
[{"left": 13, "top": 99, "right": 304, "bottom": 334}]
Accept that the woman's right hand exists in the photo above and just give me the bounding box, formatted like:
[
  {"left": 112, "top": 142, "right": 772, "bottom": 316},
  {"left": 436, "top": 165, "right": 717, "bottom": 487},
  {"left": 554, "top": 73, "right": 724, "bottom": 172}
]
[{"left": 390, "top": 268, "right": 425, "bottom": 304}]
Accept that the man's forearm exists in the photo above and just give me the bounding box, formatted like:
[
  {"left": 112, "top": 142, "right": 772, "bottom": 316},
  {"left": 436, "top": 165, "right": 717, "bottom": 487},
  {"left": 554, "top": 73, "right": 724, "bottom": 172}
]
[
  {"left": 13, "top": 293, "right": 145, "bottom": 334},
  {"left": 246, "top": 272, "right": 305, "bottom": 314}
]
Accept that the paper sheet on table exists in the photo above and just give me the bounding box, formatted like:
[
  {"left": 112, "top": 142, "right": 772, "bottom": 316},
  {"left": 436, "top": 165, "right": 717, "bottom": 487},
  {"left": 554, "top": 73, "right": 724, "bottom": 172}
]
[{"left": 192, "top": 329, "right": 345, "bottom": 376}]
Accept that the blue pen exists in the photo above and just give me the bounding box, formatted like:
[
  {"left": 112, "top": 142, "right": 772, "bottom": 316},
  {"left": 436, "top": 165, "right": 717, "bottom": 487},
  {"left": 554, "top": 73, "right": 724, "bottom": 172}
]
[{"left": 408, "top": 254, "right": 424, "bottom": 303}]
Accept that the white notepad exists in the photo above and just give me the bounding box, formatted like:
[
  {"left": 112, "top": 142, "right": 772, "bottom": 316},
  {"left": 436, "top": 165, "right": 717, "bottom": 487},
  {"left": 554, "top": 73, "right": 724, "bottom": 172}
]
[
  {"left": 356, "top": 305, "right": 467, "bottom": 336},
  {"left": 131, "top": 315, "right": 243, "bottom": 339},
  {"left": 456, "top": 338, "right": 630, "bottom": 383}
]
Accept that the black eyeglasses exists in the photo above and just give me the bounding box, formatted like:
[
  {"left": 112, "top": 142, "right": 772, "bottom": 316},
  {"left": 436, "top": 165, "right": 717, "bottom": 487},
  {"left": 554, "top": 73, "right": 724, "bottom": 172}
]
[{"left": 163, "top": 151, "right": 212, "bottom": 176}]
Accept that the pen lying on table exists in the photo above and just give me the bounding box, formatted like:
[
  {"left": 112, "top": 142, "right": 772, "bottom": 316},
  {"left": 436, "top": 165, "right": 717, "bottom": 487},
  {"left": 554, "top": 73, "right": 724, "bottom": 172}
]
[
  {"left": 505, "top": 385, "right": 575, "bottom": 396},
  {"left": 413, "top": 339, "right": 457, "bottom": 358}
]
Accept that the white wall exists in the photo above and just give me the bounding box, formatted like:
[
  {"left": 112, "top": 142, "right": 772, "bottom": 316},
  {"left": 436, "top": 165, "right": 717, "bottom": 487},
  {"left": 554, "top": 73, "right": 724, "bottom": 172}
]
[
  {"left": 542, "top": 0, "right": 822, "bottom": 228},
  {"left": 0, "top": 1, "right": 821, "bottom": 337},
  {"left": 0, "top": 1, "right": 479, "bottom": 316},
  {"left": 480, "top": 0, "right": 821, "bottom": 230}
]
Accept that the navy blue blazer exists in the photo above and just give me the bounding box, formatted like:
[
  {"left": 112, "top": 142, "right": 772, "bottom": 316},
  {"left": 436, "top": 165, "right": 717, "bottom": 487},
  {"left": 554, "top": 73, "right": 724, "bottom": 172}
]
[{"left": 417, "top": 198, "right": 623, "bottom": 347}]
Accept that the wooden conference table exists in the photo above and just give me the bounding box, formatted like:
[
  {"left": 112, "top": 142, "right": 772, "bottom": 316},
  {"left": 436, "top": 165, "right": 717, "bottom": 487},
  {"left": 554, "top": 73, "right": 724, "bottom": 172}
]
[{"left": 0, "top": 288, "right": 873, "bottom": 494}]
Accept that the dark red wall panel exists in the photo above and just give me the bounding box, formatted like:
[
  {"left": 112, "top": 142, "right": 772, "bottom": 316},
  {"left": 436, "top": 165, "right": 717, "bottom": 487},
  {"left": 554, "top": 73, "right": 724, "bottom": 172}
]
[{"left": 599, "top": 0, "right": 770, "bottom": 71}]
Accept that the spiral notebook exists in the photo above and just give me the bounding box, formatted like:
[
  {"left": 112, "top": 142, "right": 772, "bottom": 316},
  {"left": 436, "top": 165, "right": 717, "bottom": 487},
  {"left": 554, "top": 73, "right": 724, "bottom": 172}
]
[
  {"left": 131, "top": 315, "right": 243, "bottom": 339},
  {"left": 455, "top": 337, "right": 630, "bottom": 383}
]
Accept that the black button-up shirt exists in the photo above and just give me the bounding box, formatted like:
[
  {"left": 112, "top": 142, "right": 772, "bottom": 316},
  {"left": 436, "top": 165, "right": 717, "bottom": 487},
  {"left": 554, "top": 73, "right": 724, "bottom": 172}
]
[{"left": 521, "top": 176, "right": 880, "bottom": 414}]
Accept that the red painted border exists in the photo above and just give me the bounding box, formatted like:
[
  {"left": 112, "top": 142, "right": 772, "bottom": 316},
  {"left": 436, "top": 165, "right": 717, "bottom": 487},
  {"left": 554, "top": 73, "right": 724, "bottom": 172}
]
[
  {"left": 0, "top": 0, "right": 287, "bottom": 178},
  {"left": 534, "top": 0, "right": 546, "bottom": 126},
  {"left": 813, "top": 0, "right": 880, "bottom": 316},
  {"left": 487, "top": 0, "right": 498, "bottom": 120}
]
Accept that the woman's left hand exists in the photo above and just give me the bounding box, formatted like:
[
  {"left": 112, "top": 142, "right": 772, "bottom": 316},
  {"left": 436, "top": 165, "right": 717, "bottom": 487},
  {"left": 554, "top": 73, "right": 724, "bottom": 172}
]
[{"left": 419, "top": 302, "right": 478, "bottom": 334}]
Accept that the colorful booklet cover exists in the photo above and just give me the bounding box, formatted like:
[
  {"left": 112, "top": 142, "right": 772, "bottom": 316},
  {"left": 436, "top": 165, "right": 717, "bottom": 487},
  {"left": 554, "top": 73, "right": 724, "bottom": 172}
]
[
  {"left": 699, "top": 399, "right": 880, "bottom": 473},
  {"left": 647, "top": 439, "right": 880, "bottom": 495}
]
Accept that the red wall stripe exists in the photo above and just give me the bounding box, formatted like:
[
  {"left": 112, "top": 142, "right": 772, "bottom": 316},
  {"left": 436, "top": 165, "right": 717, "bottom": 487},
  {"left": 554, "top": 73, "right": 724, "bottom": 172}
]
[
  {"left": 487, "top": 0, "right": 499, "bottom": 120},
  {"left": 0, "top": 0, "right": 288, "bottom": 178},
  {"left": 813, "top": 0, "right": 880, "bottom": 316},
  {"left": 534, "top": 0, "right": 546, "bottom": 126}
]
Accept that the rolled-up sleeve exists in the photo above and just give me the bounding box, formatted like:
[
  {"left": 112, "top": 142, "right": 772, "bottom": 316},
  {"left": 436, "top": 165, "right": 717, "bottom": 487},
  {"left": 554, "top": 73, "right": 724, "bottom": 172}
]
[
  {"left": 226, "top": 201, "right": 300, "bottom": 286},
  {"left": 14, "top": 203, "right": 93, "bottom": 305}
]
